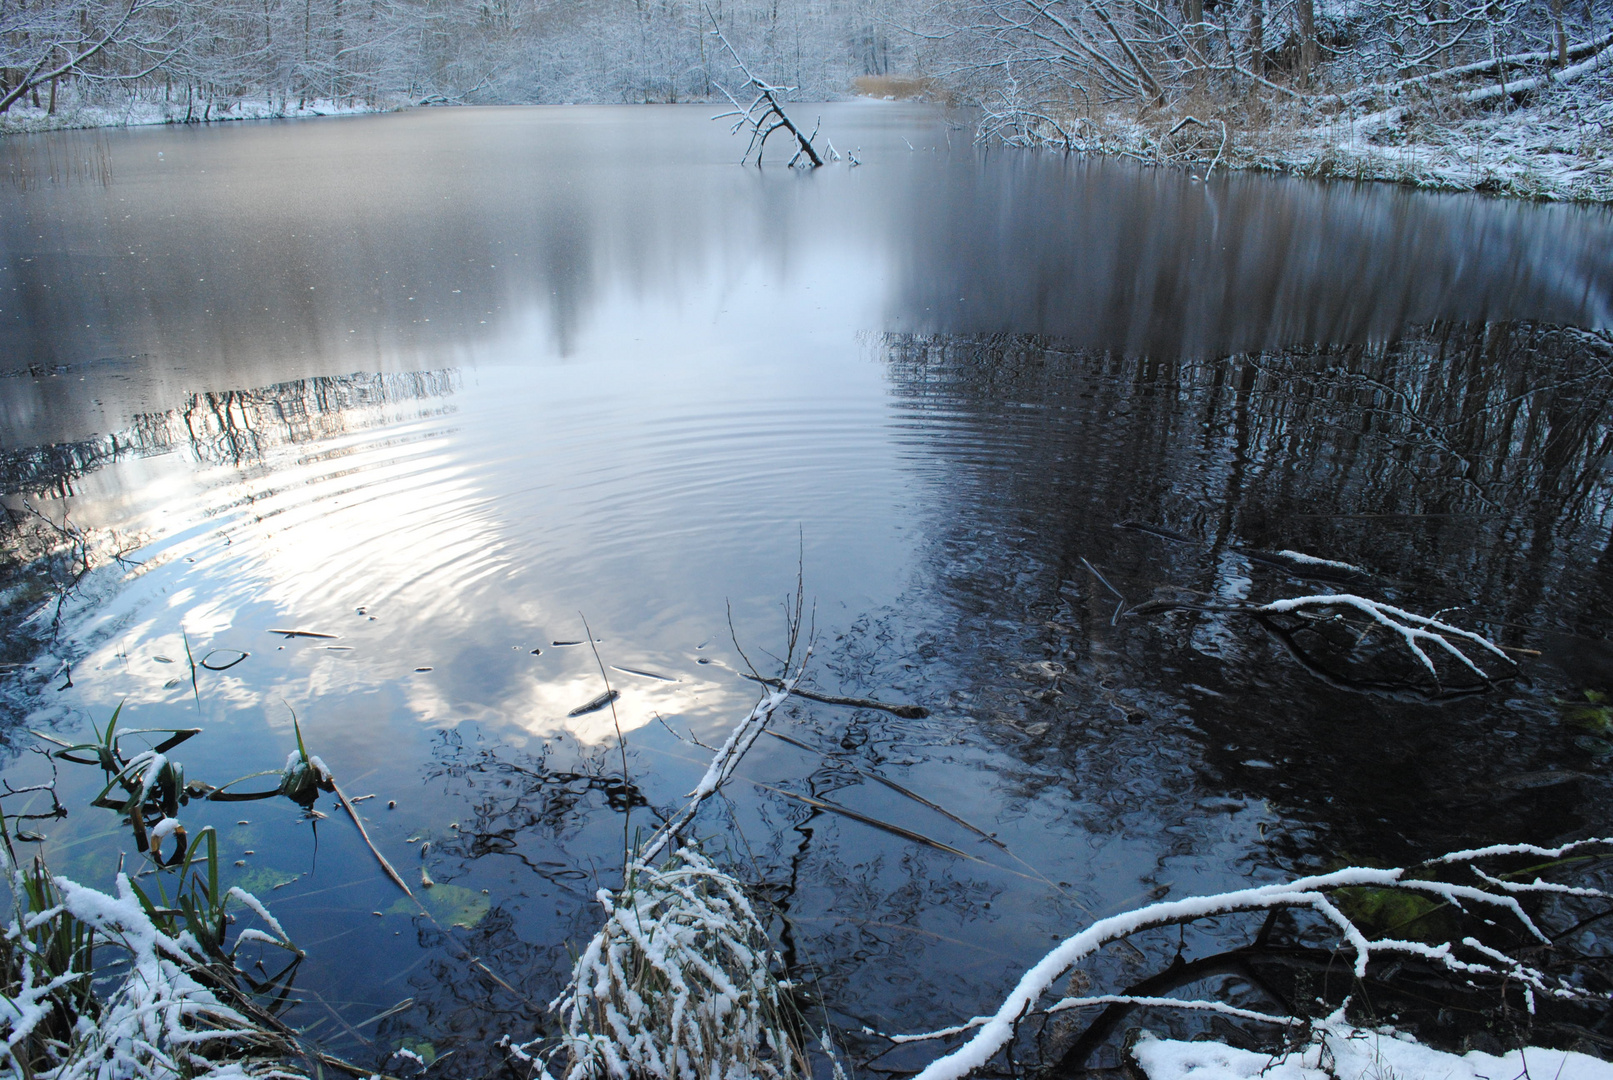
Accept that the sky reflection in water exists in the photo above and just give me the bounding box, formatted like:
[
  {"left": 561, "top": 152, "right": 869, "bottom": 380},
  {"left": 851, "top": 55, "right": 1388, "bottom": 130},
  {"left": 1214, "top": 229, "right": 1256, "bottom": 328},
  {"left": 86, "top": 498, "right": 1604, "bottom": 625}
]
[{"left": 2, "top": 103, "right": 1612, "bottom": 1071}]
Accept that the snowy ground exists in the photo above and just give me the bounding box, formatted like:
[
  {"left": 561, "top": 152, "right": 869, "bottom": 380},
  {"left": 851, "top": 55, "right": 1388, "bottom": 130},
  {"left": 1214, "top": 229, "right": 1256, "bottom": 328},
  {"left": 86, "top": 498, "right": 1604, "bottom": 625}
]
[
  {"left": 1264, "top": 71, "right": 1613, "bottom": 201},
  {"left": 0, "top": 96, "right": 389, "bottom": 135},
  {"left": 1135, "top": 1019, "right": 1613, "bottom": 1080},
  {"left": 994, "top": 58, "right": 1612, "bottom": 202}
]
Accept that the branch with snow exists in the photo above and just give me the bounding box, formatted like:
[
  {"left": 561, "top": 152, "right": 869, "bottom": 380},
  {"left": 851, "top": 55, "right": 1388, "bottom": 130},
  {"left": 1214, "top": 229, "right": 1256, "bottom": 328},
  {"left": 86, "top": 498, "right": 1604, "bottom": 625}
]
[
  {"left": 520, "top": 590, "right": 814, "bottom": 1079},
  {"left": 895, "top": 838, "right": 1612, "bottom": 1080},
  {"left": 1255, "top": 593, "right": 1512, "bottom": 683},
  {"left": 705, "top": 6, "right": 824, "bottom": 168},
  {"left": 1131, "top": 588, "right": 1517, "bottom": 696}
]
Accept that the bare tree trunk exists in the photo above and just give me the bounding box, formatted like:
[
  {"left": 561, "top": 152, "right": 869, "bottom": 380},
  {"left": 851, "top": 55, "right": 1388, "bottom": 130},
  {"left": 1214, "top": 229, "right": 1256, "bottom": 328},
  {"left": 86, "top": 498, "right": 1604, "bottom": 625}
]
[
  {"left": 46, "top": 74, "right": 55, "bottom": 113},
  {"left": 1296, "top": 0, "right": 1317, "bottom": 84},
  {"left": 1248, "top": 0, "right": 1264, "bottom": 73},
  {"left": 1548, "top": 0, "right": 1568, "bottom": 66}
]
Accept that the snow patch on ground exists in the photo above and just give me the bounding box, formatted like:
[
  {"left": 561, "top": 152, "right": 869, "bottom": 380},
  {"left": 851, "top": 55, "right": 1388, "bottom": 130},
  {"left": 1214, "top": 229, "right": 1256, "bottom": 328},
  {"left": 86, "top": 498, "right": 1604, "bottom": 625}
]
[
  {"left": 1135, "top": 1021, "right": 1613, "bottom": 1080},
  {"left": 0, "top": 96, "right": 388, "bottom": 135}
]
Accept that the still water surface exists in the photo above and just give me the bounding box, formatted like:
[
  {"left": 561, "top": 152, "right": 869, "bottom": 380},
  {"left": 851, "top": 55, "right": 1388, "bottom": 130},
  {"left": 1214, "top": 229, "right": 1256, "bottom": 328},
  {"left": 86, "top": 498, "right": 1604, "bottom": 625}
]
[{"left": 2, "top": 103, "right": 1612, "bottom": 1072}]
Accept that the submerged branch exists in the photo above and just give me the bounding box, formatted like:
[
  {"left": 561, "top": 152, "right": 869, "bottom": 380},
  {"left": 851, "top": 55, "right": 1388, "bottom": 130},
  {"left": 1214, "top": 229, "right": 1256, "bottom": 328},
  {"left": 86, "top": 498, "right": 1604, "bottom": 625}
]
[{"left": 901, "top": 838, "right": 1613, "bottom": 1080}]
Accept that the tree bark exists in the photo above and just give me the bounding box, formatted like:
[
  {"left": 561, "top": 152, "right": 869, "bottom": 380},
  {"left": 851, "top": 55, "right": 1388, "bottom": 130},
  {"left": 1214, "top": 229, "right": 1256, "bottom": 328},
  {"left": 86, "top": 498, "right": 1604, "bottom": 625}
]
[
  {"left": 1548, "top": 0, "right": 1568, "bottom": 66},
  {"left": 1296, "top": 0, "right": 1317, "bottom": 84},
  {"left": 1248, "top": 0, "right": 1264, "bottom": 73},
  {"left": 1184, "top": 0, "right": 1204, "bottom": 64}
]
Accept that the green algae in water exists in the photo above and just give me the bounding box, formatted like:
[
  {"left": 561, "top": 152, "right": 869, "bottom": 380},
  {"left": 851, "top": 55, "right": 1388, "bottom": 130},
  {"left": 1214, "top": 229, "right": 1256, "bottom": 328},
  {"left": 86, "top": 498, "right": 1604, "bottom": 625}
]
[{"left": 388, "top": 883, "right": 490, "bottom": 929}]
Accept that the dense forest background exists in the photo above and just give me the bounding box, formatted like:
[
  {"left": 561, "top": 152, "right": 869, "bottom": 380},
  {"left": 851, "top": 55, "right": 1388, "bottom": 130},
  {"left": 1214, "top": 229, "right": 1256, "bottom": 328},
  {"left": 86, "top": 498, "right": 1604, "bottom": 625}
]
[
  {"left": 0, "top": 0, "right": 1609, "bottom": 193},
  {"left": 1, "top": 0, "right": 1604, "bottom": 114}
]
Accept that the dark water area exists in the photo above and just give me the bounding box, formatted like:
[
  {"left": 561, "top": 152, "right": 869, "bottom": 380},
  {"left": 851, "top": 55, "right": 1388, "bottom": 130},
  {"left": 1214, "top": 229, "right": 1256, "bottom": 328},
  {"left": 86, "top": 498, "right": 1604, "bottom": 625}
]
[{"left": 2, "top": 104, "right": 1612, "bottom": 1075}]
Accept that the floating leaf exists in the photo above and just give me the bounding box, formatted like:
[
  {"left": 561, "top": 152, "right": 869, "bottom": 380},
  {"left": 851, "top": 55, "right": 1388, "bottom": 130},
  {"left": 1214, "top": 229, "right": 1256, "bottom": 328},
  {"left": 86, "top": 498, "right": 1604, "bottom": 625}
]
[
  {"left": 388, "top": 883, "right": 490, "bottom": 929},
  {"left": 229, "top": 865, "right": 300, "bottom": 894},
  {"left": 1561, "top": 689, "right": 1613, "bottom": 733},
  {"left": 1574, "top": 736, "right": 1613, "bottom": 759},
  {"left": 395, "top": 1039, "right": 438, "bottom": 1066}
]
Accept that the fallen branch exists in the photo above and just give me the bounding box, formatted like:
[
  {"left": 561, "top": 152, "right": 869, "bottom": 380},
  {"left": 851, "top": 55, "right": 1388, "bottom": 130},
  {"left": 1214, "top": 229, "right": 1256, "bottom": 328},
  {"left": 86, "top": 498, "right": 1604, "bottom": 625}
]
[
  {"left": 1130, "top": 591, "right": 1516, "bottom": 697},
  {"left": 706, "top": 7, "right": 823, "bottom": 167},
  {"left": 1460, "top": 36, "right": 1613, "bottom": 102},
  {"left": 900, "top": 838, "right": 1613, "bottom": 1080},
  {"left": 1345, "top": 28, "right": 1613, "bottom": 101}
]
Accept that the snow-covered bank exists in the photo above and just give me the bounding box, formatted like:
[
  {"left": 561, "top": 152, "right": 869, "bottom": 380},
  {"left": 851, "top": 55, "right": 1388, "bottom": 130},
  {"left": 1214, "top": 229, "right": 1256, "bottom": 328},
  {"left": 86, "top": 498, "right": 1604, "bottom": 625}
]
[
  {"left": 0, "top": 96, "right": 390, "bottom": 136},
  {"left": 1135, "top": 1020, "right": 1613, "bottom": 1080},
  {"left": 1011, "top": 62, "right": 1613, "bottom": 203}
]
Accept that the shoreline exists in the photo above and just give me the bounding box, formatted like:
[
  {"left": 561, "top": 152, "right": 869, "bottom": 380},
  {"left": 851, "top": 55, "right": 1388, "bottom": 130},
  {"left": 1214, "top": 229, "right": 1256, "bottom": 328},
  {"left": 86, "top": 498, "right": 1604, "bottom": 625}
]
[
  {"left": 0, "top": 97, "right": 392, "bottom": 136},
  {"left": 3, "top": 94, "right": 1608, "bottom": 206}
]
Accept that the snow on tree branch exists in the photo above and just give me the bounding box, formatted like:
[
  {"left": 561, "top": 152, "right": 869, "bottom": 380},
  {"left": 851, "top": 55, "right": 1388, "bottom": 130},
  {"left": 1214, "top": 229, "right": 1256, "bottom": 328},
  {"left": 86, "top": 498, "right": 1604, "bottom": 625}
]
[
  {"left": 898, "top": 838, "right": 1613, "bottom": 1080},
  {"left": 706, "top": 6, "right": 825, "bottom": 168}
]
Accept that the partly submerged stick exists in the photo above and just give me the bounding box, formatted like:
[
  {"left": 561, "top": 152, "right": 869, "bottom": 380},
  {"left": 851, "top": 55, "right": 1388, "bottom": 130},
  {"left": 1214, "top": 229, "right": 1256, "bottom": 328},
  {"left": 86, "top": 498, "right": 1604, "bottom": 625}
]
[
  {"left": 741, "top": 672, "right": 927, "bottom": 718},
  {"left": 638, "top": 671, "right": 804, "bottom": 867},
  {"left": 706, "top": 5, "right": 824, "bottom": 167},
  {"left": 638, "top": 585, "right": 812, "bottom": 867},
  {"left": 901, "top": 837, "right": 1613, "bottom": 1080},
  {"left": 333, "top": 781, "right": 412, "bottom": 898},
  {"left": 762, "top": 728, "right": 1002, "bottom": 849}
]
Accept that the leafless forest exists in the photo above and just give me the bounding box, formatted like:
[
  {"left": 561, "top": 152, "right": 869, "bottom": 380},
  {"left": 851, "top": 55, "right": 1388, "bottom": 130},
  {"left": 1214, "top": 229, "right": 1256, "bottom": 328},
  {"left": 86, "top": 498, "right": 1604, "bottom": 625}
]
[{"left": 1, "top": 0, "right": 1610, "bottom": 184}]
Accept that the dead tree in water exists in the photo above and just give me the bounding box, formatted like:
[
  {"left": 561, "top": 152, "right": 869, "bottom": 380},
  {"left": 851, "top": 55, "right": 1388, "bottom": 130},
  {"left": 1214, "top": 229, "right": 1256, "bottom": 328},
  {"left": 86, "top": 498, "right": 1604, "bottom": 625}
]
[{"left": 706, "top": 7, "right": 823, "bottom": 168}]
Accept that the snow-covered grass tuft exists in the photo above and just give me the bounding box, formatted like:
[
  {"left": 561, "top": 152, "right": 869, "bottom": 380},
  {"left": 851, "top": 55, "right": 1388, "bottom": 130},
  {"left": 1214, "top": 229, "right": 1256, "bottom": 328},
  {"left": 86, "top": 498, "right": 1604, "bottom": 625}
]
[
  {"left": 1, "top": 842, "right": 305, "bottom": 1080},
  {"left": 513, "top": 589, "right": 815, "bottom": 1080},
  {"left": 540, "top": 845, "right": 808, "bottom": 1080}
]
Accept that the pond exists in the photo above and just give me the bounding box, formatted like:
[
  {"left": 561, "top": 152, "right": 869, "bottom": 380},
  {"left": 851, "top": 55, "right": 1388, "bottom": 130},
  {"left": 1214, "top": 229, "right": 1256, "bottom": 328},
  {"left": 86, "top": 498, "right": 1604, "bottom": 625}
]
[{"left": 2, "top": 102, "right": 1612, "bottom": 1075}]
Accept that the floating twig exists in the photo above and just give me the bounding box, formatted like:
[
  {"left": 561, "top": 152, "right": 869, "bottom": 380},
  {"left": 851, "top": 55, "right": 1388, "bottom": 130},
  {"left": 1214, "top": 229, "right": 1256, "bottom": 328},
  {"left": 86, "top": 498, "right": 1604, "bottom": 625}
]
[
  {"left": 568, "top": 689, "right": 622, "bottom": 717},
  {"left": 333, "top": 781, "right": 412, "bottom": 898},
  {"left": 740, "top": 673, "right": 928, "bottom": 718}
]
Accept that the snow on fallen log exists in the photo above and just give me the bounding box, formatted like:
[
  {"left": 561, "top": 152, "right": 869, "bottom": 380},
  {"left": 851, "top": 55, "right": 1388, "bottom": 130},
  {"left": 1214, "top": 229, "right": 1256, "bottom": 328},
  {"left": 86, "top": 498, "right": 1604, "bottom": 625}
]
[
  {"left": 900, "top": 839, "right": 1612, "bottom": 1080},
  {"left": 1461, "top": 38, "right": 1613, "bottom": 103}
]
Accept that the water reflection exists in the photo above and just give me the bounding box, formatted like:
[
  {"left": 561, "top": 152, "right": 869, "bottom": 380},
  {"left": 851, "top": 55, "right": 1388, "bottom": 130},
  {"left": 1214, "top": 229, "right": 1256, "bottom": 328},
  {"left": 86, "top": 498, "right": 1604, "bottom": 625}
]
[
  {"left": 876, "top": 320, "right": 1613, "bottom": 869},
  {"left": 1, "top": 369, "right": 458, "bottom": 496},
  {"left": 893, "top": 161, "right": 1613, "bottom": 355},
  {"left": 3, "top": 106, "right": 1611, "bottom": 452},
  {"left": 2, "top": 106, "right": 1612, "bottom": 1076}
]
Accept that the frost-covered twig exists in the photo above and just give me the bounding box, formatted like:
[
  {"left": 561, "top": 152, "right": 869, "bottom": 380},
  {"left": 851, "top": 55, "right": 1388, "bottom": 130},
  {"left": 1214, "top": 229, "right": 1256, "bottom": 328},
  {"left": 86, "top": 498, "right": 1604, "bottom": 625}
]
[
  {"left": 900, "top": 838, "right": 1613, "bottom": 1080},
  {"left": 1257, "top": 594, "right": 1512, "bottom": 682}
]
